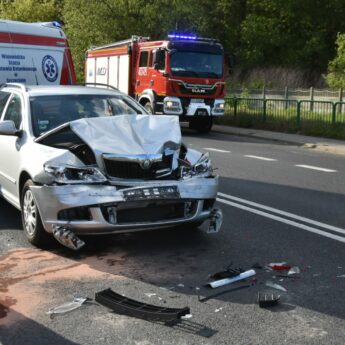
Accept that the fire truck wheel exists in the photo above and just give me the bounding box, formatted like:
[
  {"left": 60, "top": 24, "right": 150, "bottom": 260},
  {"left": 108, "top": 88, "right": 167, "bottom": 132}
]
[
  {"left": 191, "top": 117, "right": 213, "bottom": 134},
  {"left": 144, "top": 102, "right": 154, "bottom": 114}
]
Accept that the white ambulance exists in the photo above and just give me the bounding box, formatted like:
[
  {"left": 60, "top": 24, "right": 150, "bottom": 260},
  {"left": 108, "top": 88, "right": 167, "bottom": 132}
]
[{"left": 0, "top": 20, "right": 76, "bottom": 85}]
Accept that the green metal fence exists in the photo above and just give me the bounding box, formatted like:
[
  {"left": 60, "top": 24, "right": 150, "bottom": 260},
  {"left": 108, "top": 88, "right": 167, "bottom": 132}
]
[{"left": 224, "top": 98, "right": 345, "bottom": 136}]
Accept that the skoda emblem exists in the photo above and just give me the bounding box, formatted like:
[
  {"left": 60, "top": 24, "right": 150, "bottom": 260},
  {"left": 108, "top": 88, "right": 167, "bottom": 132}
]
[{"left": 142, "top": 159, "right": 151, "bottom": 169}]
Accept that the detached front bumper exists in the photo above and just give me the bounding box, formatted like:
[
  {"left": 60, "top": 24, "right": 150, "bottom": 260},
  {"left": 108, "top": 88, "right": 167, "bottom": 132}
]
[{"left": 30, "top": 177, "right": 218, "bottom": 235}]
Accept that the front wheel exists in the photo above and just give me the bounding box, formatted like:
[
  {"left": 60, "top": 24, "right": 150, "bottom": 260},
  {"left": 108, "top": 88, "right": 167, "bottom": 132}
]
[
  {"left": 21, "top": 179, "right": 51, "bottom": 247},
  {"left": 190, "top": 117, "right": 213, "bottom": 134},
  {"left": 144, "top": 102, "right": 154, "bottom": 114}
]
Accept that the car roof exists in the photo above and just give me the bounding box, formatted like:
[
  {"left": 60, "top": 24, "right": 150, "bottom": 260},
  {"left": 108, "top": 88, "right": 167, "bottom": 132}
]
[{"left": 1, "top": 84, "right": 124, "bottom": 97}]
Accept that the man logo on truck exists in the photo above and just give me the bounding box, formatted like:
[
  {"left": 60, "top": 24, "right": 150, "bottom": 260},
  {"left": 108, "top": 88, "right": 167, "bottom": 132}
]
[{"left": 42, "top": 55, "right": 59, "bottom": 82}]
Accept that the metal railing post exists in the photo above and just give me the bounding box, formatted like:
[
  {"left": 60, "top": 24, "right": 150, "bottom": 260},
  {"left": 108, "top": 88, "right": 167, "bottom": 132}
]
[
  {"left": 234, "top": 97, "right": 237, "bottom": 118},
  {"left": 310, "top": 87, "right": 314, "bottom": 112},
  {"left": 284, "top": 86, "right": 288, "bottom": 109},
  {"left": 263, "top": 99, "right": 267, "bottom": 122},
  {"left": 297, "top": 101, "right": 301, "bottom": 128},
  {"left": 339, "top": 88, "right": 343, "bottom": 114},
  {"left": 332, "top": 103, "right": 337, "bottom": 125}
]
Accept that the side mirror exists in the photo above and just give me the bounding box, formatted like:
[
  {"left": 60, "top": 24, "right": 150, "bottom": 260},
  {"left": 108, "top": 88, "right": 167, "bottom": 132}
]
[{"left": 0, "top": 120, "right": 22, "bottom": 137}]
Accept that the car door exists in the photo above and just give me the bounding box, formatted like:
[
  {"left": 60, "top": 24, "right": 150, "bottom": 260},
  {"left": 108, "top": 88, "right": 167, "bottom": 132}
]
[
  {"left": 136, "top": 50, "right": 150, "bottom": 95},
  {"left": 0, "top": 93, "right": 24, "bottom": 207}
]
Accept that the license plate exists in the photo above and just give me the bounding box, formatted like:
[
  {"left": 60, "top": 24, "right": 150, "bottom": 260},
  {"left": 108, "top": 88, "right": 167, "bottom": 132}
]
[
  {"left": 191, "top": 99, "right": 204, "bottom": 103},
  {"left": 123, "top": 186, "right": 180, "bottom": 201},
  {"left": 196, "top": 109, "right": 208, "bottom": 116}
]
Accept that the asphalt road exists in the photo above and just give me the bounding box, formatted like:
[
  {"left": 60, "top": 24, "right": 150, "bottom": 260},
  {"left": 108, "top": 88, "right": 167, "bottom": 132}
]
[{"left": 1, "top": 128, "right": 345, "bottom": 345}]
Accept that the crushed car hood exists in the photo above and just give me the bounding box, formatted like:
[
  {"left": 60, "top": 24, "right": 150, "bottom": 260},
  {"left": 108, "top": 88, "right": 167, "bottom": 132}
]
[
  {"left": 36, "top": 115, "right": 181, "bottom": 156},
  {"left": 71, "top": 115, "right": 181, "bottom": 155}
]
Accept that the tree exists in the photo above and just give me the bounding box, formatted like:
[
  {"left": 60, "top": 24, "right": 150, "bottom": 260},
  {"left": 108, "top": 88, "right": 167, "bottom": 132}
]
[
  {"left": 62, "top": 0, "right": 205, "bottom": 80},
  {"left": 239, "top": 0, "right": 345, "bottom": 71},
  {"left": 325, "top": 33, "right": 345, "bottom": 88},
  {"left": 0, "top": 0, "right": 59, "bottom": 22}
]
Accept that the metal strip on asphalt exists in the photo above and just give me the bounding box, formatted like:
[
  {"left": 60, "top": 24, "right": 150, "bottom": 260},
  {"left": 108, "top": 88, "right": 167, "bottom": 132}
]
[
  {"left": 217, "top": 197, "right": 345, "bottom": 244},
  {"left": 295, "top": 164, "right": 337, "bottom": 172},
  {"left": 244, "top": 155, "right": 277, "bottom": 161},
  {"left": 217, "top": 192, "right": 345, "bottom": 235}
]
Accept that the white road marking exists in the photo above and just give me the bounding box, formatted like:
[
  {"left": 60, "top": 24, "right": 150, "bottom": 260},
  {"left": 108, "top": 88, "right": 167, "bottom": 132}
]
[
  {"left": 218, "top": 192, "right": 345, "bottom": 235},
  {"left": 295, "top": 164, "right": 337, "bottom": 172},
  {"left": 244, "top": 155, "right": 277, "bottom": 161},
  {"left": 203, "top": 148, "right": 231, "bottom": 153},
  {"left": 217, "top": 197, "right": 345, "bottom": 244}
]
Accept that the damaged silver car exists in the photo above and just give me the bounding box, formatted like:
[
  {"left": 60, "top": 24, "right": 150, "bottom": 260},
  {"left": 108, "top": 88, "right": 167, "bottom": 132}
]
[{"left": 0, "top": 84, "right": 222, "bottom": 249}]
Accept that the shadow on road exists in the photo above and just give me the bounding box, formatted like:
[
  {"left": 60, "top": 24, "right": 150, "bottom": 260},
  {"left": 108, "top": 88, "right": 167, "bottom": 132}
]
[
  {"left": 0, "top": 309, "right": 79, "bottom": 345},
  {"left": 0, "top": 199, "right": 22, "bottom": 231}
]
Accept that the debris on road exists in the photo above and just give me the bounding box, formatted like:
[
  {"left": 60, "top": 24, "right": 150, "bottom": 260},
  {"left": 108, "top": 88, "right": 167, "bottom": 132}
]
[
  {"left": 258, "top": 293, "right": 280, "bottom": 308},
  {"left": 268, "top": 262, "right": 292, "bottom": 271},
  {"left": 265, "top": 281, "right": 287, "bottom": 292},
  {"left": 336, "top": 275, "right": 345, "bottom": 278},
  {"left": 209, "top": 267, "right": 243, "bottom": 281},
  {"left": 46, "top": 296, "right": 89, "bottom": 318},
  {"left": 209, "top": 269, "right": 256, "bottom": 288},
  {"left": 95, "top": 288, "right": 190, "bottom": 322},
  {"left": 214, "top": 307, "right": 223, "bottom": 313},
  {"left": 144, "top": 293, "right": 157, "bottom": 298},
  {"left": 288, "top": 266, "right": 301, "bottom": 275},
  {"left": 199, "top": 285, "right": 251, "bottom": 303},
  {"left": 52, "top": 225, "right": 85, "bottom": 250}
]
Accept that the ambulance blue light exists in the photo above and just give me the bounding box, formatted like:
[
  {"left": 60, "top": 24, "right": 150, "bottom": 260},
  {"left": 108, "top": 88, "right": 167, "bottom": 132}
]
[
  {"left": 168, "top": 34, "right": 197, "bottom": 40},
  {"left": 52, "top": 21, "right": 62, "bottom": 28}
]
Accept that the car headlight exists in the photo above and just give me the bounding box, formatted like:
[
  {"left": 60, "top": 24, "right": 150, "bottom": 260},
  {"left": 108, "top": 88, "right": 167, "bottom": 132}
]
[
  {"left": 194, "top": 152, "right": 212, "bottom": 174},
  {"left": 44, "top": 164, "right": 107, "bottom": 184},
  {"left": 180, "top": 152, "right": 213, "bottom": 178}
]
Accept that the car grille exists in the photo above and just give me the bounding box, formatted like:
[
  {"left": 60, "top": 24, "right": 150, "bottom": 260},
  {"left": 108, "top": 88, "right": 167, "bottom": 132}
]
[
  {"left": 101, "top": 200, "right": 198, "bottom": 224},
  {"left": 103, "top": 154, "right": 173, "bottom": 179},
  {"left": 179, "top": 84, "right": 217, "bottom": 96}
]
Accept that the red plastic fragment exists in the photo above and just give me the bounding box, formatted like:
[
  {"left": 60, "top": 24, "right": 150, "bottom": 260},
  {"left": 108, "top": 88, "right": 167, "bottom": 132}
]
[{"left": 271, "top": 264, "right": 291, "bottom": 271}]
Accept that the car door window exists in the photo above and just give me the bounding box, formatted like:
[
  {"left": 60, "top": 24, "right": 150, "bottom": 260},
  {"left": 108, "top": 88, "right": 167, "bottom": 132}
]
[
  {"left": 4, "top": 94, "right": 22, "bottom": 129},
  {"left": 0, "top": 91, "right": 11, "bottom": 119}
]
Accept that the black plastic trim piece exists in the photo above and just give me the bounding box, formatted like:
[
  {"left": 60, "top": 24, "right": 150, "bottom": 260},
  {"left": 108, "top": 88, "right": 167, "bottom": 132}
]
[{"left": 95, "top": 288, "right": 190, "bottom": 322}]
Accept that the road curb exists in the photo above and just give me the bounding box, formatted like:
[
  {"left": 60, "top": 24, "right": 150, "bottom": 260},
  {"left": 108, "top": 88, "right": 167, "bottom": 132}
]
[{"left": 212, "top": 124, "right": 345, "bottom": 156}]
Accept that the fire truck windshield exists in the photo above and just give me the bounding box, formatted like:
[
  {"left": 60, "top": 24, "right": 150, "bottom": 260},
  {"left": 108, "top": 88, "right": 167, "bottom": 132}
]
[{"left": 170, "top": 51, "right": 223, "bottom": 78}]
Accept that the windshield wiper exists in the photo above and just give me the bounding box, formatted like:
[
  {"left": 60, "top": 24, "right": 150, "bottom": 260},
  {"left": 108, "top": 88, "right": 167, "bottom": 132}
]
[{"left": 172, "top": 70, "right": 200, "bottom": 77}]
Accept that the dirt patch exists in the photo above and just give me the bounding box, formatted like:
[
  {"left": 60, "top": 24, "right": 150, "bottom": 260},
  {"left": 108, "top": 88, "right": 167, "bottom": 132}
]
[
  {"left": 0, "top": 248, "right": 124, "bottom": 326},
  {"left": 0, "top": 296, "right": 17, "bottom": 319}
]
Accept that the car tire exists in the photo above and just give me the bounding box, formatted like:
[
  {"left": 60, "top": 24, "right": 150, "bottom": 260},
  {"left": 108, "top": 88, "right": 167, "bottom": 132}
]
[
  {"left": 144, "top": 102, "right": 154, "bottom": 114},
  {"left": 21, "top": 179, "right": 51, "bottom": 247}
]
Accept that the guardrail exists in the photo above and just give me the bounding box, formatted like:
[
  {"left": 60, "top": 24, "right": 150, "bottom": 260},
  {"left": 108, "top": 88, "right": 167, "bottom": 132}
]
[
  {"left": 223, "top": 98, "right": 345, "bottom": 138},
  {"left": 229, "top": 87, "right": 344, "bottom": 103}
]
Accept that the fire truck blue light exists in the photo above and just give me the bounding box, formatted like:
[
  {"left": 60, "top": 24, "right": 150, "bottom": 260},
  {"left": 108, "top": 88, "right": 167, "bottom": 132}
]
[{"left": 168, "top": 34, "right": 197, "bottom": 40}]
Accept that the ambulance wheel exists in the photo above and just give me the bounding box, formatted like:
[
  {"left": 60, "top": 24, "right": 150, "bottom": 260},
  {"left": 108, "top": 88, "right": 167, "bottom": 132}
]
[{"left": 144, "top": 102, "right": 154, "bottom": 114}]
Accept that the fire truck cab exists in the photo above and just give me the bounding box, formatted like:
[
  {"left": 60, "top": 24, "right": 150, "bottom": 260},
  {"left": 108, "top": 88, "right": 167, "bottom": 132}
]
[
  {"left": 0, "top": 20, "right": 76, "bottom": 85},
  {"left": 86, "top": 35, "right": 225, "bottom": 133}
]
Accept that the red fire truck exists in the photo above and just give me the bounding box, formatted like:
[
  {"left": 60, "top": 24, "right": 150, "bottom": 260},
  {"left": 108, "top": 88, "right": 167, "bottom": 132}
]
[{"left": 85, "top": 34, "right": 225, "bottom": 133}]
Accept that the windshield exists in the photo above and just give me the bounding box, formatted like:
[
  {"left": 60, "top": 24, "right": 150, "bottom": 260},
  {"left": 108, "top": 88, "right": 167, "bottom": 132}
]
[
  {"left": 170, "top": 51, "right": 223, "bottom": 78},
  {"left": 30, "top": 94, "right": 145, "bottom": 137}
]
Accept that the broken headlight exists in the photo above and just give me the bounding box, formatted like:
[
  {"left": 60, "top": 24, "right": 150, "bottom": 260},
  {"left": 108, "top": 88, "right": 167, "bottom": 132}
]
[
  {"left": 180, "top": 152, "right": 213, "bottom": 178},
  {"left": 44, "top": 164, "right": 107, "bottom": 184}
]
